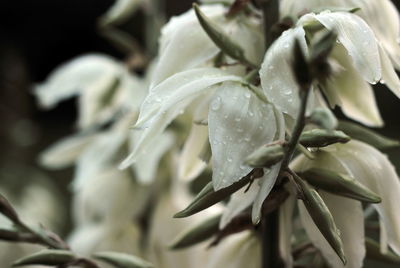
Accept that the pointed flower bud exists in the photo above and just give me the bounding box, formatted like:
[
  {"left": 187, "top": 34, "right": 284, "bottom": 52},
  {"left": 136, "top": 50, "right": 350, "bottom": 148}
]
[
  {"left": 12, "top": 250, "right": 76, "bottom": 267},
  {"left": 300, "top": 129, "right": 350, "bottom": 148},
  {"left": 244, "top": 144, "right": 285, "bottom": 168},
  {"left": 291, "top": 171, "right": 346, "bottom": 265},
  {"left": 301, "top": 168, "right": 381, "bottom": 203},
  {"left": 93, "top": 252, "right": 153, "bottom": 268},
  {"left": 169, "top": 214, "right": 221, "bottom": 250},
  {"left": 308, "top": 107, "right": 338, "bottom": 130}
]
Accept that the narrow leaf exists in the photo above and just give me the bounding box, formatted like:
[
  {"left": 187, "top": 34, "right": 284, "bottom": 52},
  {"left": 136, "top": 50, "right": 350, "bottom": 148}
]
[
  {"left": 169, "top": 214, "right": 221, "bottom": 249},
  {"left": 12, "top": 250, "right": 75, "bottom": 266},
  {"left": 174, "top": 169, "right": 263, "bottom": 218},
  {"left": 301, "top": 168, "right": 381, "bottom": 203},
  {"left": 93, "top": 251, "right": 153, "bottom": 268},
  {"left": 299, "top": 129, "right": 350, "bottom": 148},
  {"left": 193, "top": 3, "right": 256, "bottom": 67},
  {"left": 337, "top": 120, "right": 400, "bottom": 149}
]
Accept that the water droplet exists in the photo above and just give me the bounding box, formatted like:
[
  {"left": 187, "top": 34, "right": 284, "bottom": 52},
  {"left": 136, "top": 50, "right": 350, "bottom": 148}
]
[
  {"left": 227, "top": 157, "right": 233, "bottom": 163},
  {"left": 211, "top": 97, "right": 222, "bottom": 111},
  {"left": 155, "top": 97, "right": 162, "bottom": 103},
  {"left": 244, "top": 92, "right": 251, "bottom": 98},
  {"left": 244, "top": 137, "right": 251, "bottom": 142},
  {"left": 268, "top": 65, "right": 275, "bottom": 71},
  {"left": 235, "top": 117, "right": 241, "bottom": 122},
  {"left": 380, "top": 79, "right": 386, "bottom": 84},
  {"left": 258, "top": 126, "right": 264, "bottom": 130},
  {"left": 248, "top": 111, "right": 254, "bottom": 117},
  {"left": 237, "top": 128, "right": 244, "bottom": 133}
]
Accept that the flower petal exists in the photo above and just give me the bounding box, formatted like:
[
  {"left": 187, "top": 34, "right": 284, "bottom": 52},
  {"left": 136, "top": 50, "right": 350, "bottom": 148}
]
[
  {"left": 220, "top": 184, "right": 259, "bottom": 229},
  {"left": 305, "top": 11, "right": 381, "bottom": 83},
  {"left": 34, "top": 54, "right": 121, "bottom": 109},
  {"left": 39, "top": 134, "right": 95, "bottom": 169},
  {"left": 120, "top": 68, "right": 242, "bottom": 168},
  {"left": 260, "top": 27, "right": 309, "bottom": 119},
  {"left": 151, "top": 5, "right": 225, "bottom": 87},
  {"left": 298, "top": 193, "right": 365, "bottom": 268},
  {"left": 208, "top": 82, "right": 277, "bottom": 190},
  {"left": 327, "top": 141, "right": 400, "bottom": 255},
  {"left": 379, "top": 44, "right": 400, "bottom": 99},
  {"left": 323, "top": 44, "right": 383, "bottom": 127},
  {"left": 133, "top": 131, "right": 175, "bottom": 184}
]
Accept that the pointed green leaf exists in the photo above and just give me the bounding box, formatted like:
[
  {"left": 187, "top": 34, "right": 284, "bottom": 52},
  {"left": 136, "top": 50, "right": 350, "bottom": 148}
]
[
  {"left": 193, "top": 3, "right": 256, "bottom": 68},
  {"left": 301, "top": 168, "right": 381, "bottom": 203},
  {"left": 366, "top": 238, "right": 400, "bottom": 265},
  {"left": 291, "top": 171, "right": 346, "bottom": 265},
  {"left": 169, "top": 214, "right": 221, "bottom": 250},
  {"left": 12, "top": 250, "right": 75, "bottom": 266},
  {"left": 337, "top": 120, "right": 400, "bottom": 149},
  {"left": 300, "top": 129, "right": 350, "bottom": 148},
  {"left": 174, "top": 169, "right": 262, "bottom": 218},
  {"left": 244, "top": 144, "right": 284, "bottom": 168},
  {"left": 93, "top": 252, "right": 153, "bottom": 268}
]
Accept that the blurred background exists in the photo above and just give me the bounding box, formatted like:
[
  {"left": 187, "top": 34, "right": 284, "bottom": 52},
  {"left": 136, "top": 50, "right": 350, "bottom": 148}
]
[{"left": 0, "top": 1, "right": 400, "bottom": 267}]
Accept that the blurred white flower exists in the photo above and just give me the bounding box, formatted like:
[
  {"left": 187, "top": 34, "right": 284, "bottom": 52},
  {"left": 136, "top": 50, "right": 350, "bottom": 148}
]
[{"left": 292, "top": 140, "right": 400, "bottom": 267}]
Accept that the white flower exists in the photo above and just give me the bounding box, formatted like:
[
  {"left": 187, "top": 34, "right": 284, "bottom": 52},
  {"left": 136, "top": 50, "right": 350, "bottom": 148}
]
[
  {"left": 34, "top": 54, "right": 144, "bottom": 129},
  {"left": 280, "top": 0, "right": 400, "bottom": 69},
  {"left": 261, "top": 10, "right": 400, "bottom": 126},
  {"left": 151, "top": 4, "right": 264, "bottom": 88},
  {"left": 292, "top": 140, "right": 400, "bottom": 267}
]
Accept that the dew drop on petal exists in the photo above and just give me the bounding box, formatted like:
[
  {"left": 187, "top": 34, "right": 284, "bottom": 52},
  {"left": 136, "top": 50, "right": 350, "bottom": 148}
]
[{"left": 211, "top": 96, "right": 222, "bottom": 111}]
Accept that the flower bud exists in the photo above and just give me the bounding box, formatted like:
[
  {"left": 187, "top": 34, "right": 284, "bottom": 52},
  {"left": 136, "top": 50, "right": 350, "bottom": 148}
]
[
  {"left": 308, "top": 107, "right": 338, "bottom": 130},
  {"left": 300, "top": 129, "right": 350, "bottom": 147},
  {"left": 244, "top": 144, "right": 284, "bottom": 168},
  {"left": 93, "top": 251, "right": 153, "bottom": 268},
  {"left": 301, "top": 168, "right": 381, "bottom": 203}
]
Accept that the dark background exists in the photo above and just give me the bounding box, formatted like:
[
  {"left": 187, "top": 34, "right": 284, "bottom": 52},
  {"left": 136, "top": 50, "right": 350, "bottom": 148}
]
[{"left": 0, "top": 2, "right": 400, "bottom": 267}]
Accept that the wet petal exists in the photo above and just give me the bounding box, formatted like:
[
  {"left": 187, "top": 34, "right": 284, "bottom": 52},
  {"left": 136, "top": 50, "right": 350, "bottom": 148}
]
[
  {"left": 260, "top": 27, "right": 309, "bottom": 119},
  {"left": 121, "top": 68, "right": 242, "bottom": 168},
  {"left": 208, "top": 82, "right": 277, "bottom": 190}
]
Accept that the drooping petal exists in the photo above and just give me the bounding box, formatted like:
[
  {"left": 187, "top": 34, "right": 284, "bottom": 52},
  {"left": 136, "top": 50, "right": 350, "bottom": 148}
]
[
  {"left": 252, "top": 108, "right": 286, "bottom": 224},
  {"left": 120, "top": 68, "right": 242, "bottom": 168},
  {"left": 208, "top": 82, "right": 277, "bottom": 190},
  {"left": 327, "top": 141, "right": 400, "bottom": 255},
  {"left": 260, "top": 27, "right": 309, "bottom": 119},
  {"left": 298, "top": 193, "right": 365, "bottom": 268},
  {"left": 351, "top": 0, "right": 400, "bottom": 70},
  {"left": 300, "top": 11, "right": 381, "bottom": 83},
  {"left": 133, "top": 131, "right": 175, "bottom": 184},
  {"left": 323, "top": 45, "right": 383, "bottom": 127},
  {"left": 220, "top": 184, "right": 259, "bottom": 229},
  {"left": 379, "top": 44, "right": 400, "bottom": 99}
]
